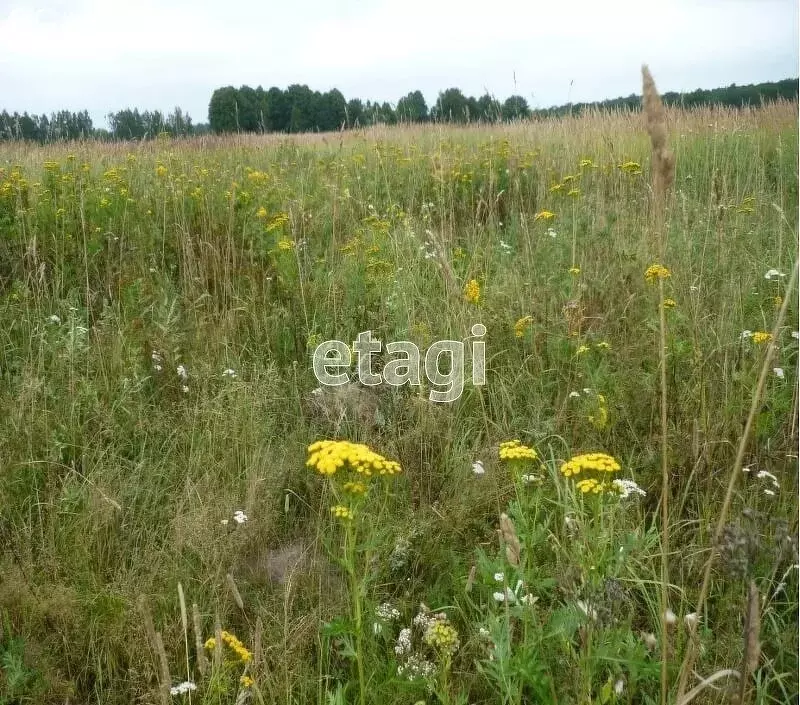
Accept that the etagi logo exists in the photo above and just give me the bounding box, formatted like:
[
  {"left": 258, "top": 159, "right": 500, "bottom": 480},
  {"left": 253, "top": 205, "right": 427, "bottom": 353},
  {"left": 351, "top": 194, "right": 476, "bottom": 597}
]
[{"left": 312, "top": 324, "right": 486, "bottom": 403}]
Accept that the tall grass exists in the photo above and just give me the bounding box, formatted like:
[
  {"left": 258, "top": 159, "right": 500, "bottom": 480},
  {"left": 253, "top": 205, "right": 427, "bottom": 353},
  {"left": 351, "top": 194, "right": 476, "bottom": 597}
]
[{"left": 0, "top": 98, "right": 796, "bottom": 704}]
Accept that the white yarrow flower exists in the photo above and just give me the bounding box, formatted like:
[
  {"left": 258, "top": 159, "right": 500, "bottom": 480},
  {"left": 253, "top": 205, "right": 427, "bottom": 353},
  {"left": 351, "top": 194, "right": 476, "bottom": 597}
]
[
  {"left": 223, "top": 368, "right": 237, "bottom": 378},
  {"left": 233, "top": 510, "right": 248, "bottom": 524},
  {"left": 472, "top": 460, "right": 486, "bottom": 476},
  {"left": 741, "top": 330, "right": 753, "bottom": 340},
  {"left": 773, "top": 367, "right": 785, "bottom": 379},
  {"left": 493, "top": 572, "right": 505, "bottom": 583},
  {"left": 568, "top": 391, "right": 581, "bottom": 399},
  {"left": 614, "top": 679, "right": 625, "bottom": 696},
  {"left": 176, "top": 364, "right": 188, "bottom": 380},
  {"left": 764, "top": 268, "right": 786, "bottom": 280},
  {"left": 612, "top": 478, "right": 646, "bottom": 499},
  {"left": 48, "top": 314, "right": 61, "bottom": 324},
  {"left": 170, "top": 681, "right": 197, "bottom": 695}
]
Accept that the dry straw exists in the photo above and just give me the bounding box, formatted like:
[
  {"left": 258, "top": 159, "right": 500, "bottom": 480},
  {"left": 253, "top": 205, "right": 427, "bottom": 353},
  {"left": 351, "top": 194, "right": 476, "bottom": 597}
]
[
  {"left": 499, "top": 513, "right": 521, "bottom": 567},
  {"left": 642, "top": 64, "right": 675, "bottom": 705},
  {"left": 137, "top": 594, "right": 170, "bottom": 705},
  {"left": 192, "top": 602, "right": 209, "bottom": 675},
  {"left": 736, "top": 580, "right": 762, "bottom": 705}
]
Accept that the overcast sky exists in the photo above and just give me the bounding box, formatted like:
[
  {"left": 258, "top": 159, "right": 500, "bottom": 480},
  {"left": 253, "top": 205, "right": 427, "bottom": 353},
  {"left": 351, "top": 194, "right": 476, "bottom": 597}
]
[{"left": 1, "top": 0, "right": 797, "bottom": 127}]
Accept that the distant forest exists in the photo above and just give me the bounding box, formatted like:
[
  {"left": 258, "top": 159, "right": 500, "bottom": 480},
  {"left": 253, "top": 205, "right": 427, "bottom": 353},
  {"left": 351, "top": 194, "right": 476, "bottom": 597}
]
[{"left": 1, "top": 78, "right": 797, "bottom": 142}]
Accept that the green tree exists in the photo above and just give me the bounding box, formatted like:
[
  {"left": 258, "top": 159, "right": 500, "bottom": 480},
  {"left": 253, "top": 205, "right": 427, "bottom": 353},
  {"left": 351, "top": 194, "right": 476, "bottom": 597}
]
[
  {"left": 266, "top": 87, "right": 290, "bottom": 132},
  {"left": 477, "top": 93, "right": 501, "bottom": 122},
  {"left": 346, "top": 98, "right": 364, "bottom": 127},
  {"left": 502, "top": 95, "right": 530, "bottom": 121},
  {"left": 396, "top": 90, "right": 428, "bottom": 123},
  {"left": 208, "top": 86, "right": 240, "bottom": 133},
  {"left": 433, "top": 88, "right": 469, "bottom": 123}
]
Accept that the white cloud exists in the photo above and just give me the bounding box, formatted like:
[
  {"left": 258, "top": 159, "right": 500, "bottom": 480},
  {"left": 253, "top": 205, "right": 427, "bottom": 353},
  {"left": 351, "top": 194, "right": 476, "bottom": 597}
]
[{"left": 0, "top": 0, "right": 796, "bottom": 126}]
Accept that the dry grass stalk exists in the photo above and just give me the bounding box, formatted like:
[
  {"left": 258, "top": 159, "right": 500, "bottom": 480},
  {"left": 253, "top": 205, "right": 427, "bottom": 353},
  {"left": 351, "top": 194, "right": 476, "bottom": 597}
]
[
  {"left": 736, "top": 581, "right": 762, "bottom": 705},
  {"left": 227, "top": 573, "right": 245, "bottom": 611},
  {"left": 154, "top": 631, "right": 172, "bottom": 705},
  {"left": 643, "top": 65, "right": 676, "bottom": 222},
  {"left": 214, "top": 615, "right": 223, "bottom": 671},
  {"left": 676, "top": 260, "right": 798, "bottom": 698},
  {"left": 499, "top": 513, "right": 521, "bottom": 567},
  {"left": 427, "top": 227, "right": 461, "bottom": 299},
  {"left": 642, "top": 64, "right": 675, "bottom": 705},
  {"left": 192, "top": 602, "right": 209, "bottom": 675},
  {"left": 137, "top": 595, "right": 170, "bottom": 705},
  {"left": 465, "top": 564, "right": 477, "bottom": 593},
  {"left": 253, "top": 616, "right": 264, "bottom": 668},
  {"left": 676, "top": 669, "right": 740, "bottom": 705}
]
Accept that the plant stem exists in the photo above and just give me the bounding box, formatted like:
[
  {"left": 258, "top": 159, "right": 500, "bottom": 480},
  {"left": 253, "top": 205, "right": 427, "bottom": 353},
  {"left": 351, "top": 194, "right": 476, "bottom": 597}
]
[{"left": 346, "top": 521, "right": 366, "bottom": 705}]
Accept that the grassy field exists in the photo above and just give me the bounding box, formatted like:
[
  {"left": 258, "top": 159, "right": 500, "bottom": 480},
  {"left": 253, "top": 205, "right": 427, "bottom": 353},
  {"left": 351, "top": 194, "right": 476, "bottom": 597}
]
[{"left": 0, "top": 95, "right": 797, "bottom": 705}]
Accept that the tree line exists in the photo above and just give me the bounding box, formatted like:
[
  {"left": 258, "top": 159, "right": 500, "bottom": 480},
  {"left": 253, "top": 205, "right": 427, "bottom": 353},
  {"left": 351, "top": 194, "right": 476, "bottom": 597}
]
[
  {"left": 0, "top": 78, "right": 796, "bottom": 142},
  {"left": 206, "top": 85, "right": 532, "bottom": 132}
]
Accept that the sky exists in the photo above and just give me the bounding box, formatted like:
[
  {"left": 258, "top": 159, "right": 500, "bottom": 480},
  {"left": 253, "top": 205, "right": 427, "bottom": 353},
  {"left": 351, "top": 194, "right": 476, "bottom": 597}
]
[{"left": 1, "top": 0, "right": 797, "bottom": 127}]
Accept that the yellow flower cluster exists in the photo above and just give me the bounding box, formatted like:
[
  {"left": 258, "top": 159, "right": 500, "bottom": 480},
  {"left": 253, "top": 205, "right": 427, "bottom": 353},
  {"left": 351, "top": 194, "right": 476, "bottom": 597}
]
[
  {"left": 499, "top": 440, "right": 538, "bottom": 462},
  {"left": 644, "top": 264, "right": 671, "bottom": 283},
  {"left": 534, "top": 210, "right": 555, "bottom": 221},
  {"left": 204, "top": 631, "right": 252, "bottom": 663},
  {"left": 465, "top": 279, "right": 480, "bottom": 304},
  {"left": 569, "top": 266, "right": 581, "bottom": 275},
  {"left": 619, "top": 160, "right": 642, "bottom": 175},
  {"left": 307, "top": 440, "right": 401, "bottom": 476},
  {"left": 240, "top": 675, "right": 254, "bottom": 688},
  {"left": 514, "top": 315, "right": 532, "bottom": 339},
  {"left": 575, "top": 478, "right": 612, "bottom": 494},
  {"left": 423, "top": 621, "right": 460, "bottom": 656},
  {"left": 662, "top": 298, "right": 677, "bottom": 309},
  {"left": 331, "top": 505, "right": 354, "bottom": 521},
  {"left": 342, "top": 481, "right": 367, "bottom": 495},
  {"left": 587, "top": 394, "right": 608, "bottom": 430},
  {"left": 277, "top": 238, "right": 294, "bottom": 251},
  {"left": 560, "top": 452, "right": 621, "bottom": 478},
  {"left": 266, "top": 212, "right": 289, "bottom": 232},
  {"left": 752, "top": 331, "right": 772, "bottom": 344}
]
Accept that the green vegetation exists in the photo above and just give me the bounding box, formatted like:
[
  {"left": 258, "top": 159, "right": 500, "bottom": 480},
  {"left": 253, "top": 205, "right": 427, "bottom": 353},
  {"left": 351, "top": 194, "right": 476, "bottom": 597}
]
[
  {"left": 0, "top": 99, "right": 796, "bottom": 704},
  {"left": 0, "top": 77, "right": 797, "bottom": 141}
]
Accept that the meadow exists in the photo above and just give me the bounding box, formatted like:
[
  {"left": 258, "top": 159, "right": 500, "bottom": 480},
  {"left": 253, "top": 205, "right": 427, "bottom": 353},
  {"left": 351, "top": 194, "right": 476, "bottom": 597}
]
[{"left": 0, "top": 86, "right": 797, "bottom": 704}]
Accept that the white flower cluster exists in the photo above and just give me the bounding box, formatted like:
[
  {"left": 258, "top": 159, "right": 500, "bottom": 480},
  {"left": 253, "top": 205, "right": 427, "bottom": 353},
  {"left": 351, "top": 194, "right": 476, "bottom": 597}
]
[
  {"left": 221, "top": 509, "right": 249, "bottom": 526},
  {"left": 169, "top": 681, "right": 197, "bottom": 695},
  {"left": 394, "top": 627, "right": 412, "bottom": 656},
  {"left": 393, "top": 606, "right": 454, "bottom": 682},
  {"left": 492, "top": 574, "right": 536, "bottom": 605},
  {"left": 388, "top": 536, "right": 412, "bottom": 571},
  {"left": 176, "top": 364, "right": 189, "bottom": 393},
  {"left": 375, "top": 602, "right": 400, "bottom": 622},
  {"left": 151, "top": 350, "right": 163, "bottom": 372},
  {"left": 397, "top": 653, "right": 436, "bottom": 680},
  {"left": 612, "top": 478, "right": 647, "bottom": 499}
]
